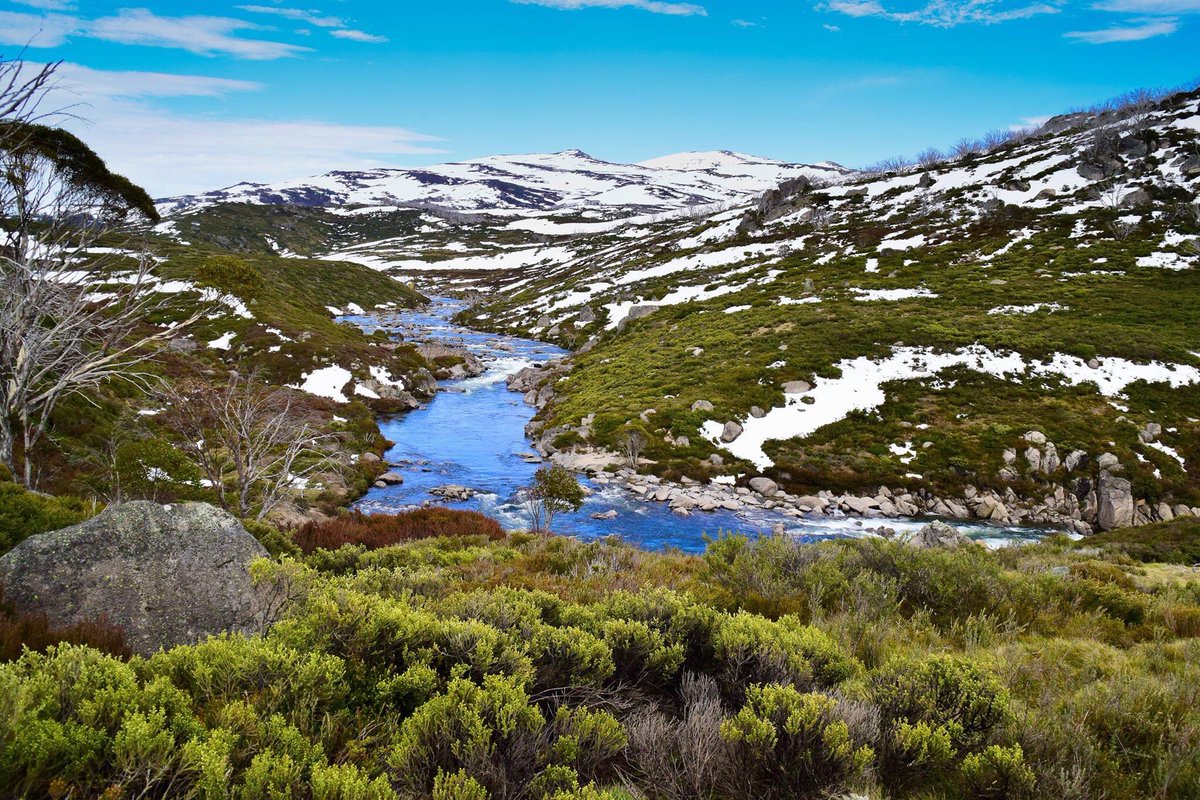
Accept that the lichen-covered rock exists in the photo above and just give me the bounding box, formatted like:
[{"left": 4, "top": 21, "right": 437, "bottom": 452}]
[{"left": 0, "top": 501, "right": 272, "bottom": 656}]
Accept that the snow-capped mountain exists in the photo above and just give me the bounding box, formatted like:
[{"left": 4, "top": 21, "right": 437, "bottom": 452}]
[{"left": 157, "top": 149, "right": 852, "bottom": 217}]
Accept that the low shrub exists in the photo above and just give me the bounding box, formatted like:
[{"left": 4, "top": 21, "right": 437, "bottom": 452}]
[
  {"left": 1085, "top": 518, "right": 1200, "bottom": 565},
  {"left": 0, "top": 482, "right": 94, "bottom": 556},
  {"left": 294, "top": 509, "right": 504, "bottom": 554},
  {"left": 720, "top": 685, "right": 874, "bottom": 799}
]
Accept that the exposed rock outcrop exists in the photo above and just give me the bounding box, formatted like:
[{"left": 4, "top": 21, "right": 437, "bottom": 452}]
[{"left": 0, "top": 502, "right": 273, "bottom": 656}]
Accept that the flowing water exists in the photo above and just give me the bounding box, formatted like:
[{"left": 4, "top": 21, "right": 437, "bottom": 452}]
[{"left": 348, "top": 299, "right": 1049, "bottom": 554}]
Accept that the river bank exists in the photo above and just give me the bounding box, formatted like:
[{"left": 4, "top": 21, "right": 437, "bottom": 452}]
[{"left": 347, "top": 298, "right": 1055, "bottom": 552}]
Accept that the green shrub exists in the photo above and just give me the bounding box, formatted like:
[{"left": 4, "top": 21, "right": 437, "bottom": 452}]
[
  {"left": 195, "top": 255, "right": 265, "bottom": 300},
  {"left": 961, "top": 744, "right": 1036, "bottom": 799},
  {"left": 241, "top": 519, "right": 303, "bottom": 559},
  {"left": 710, "top": 613, "right": 858, "bottom": 699},
  {"left": 389, "top": 675, "right": 544, "bottom": 795},
  {"left": 309, "top": 762, "right": 398, "bottom": 800},
  {"left": 720, "top": 685, "right": 874, "bottom": 799},
  {"left": 0, "top": 482, "right": 93, "bottom": 556},
  {"left": 432, "top": 769, "right": 488, "bottom": 800},
  {"left": 873, "top": 654, "right": 1012, "bottom": 791}
]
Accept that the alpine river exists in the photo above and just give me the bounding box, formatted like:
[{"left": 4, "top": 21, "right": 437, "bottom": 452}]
[{"left": 347, "top": 298, "right": 1047, "bottom": 553}]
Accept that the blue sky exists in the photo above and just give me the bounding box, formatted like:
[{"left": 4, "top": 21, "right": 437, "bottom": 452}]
[{"left": 2, "top": 0, "right": 1195, "bottom": 195}]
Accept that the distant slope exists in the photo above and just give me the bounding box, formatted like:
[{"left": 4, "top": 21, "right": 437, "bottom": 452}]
[
  {"left": 157, "top": 149, "right": 852, "bottom": 218},
  {"left": 454, "top": 87, "right": 1200, "bottom": 532}
]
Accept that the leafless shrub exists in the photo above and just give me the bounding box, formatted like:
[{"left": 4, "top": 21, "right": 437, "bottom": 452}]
[
  {"left": 158, "top": 372, "right": 342, "bottom": 520},
  {"left": 619, "top": 427, "right": 647, "bottom": 468},
  {"left": 1093, "top": 180, "right": 1130, "bottom": 211},
  {"left": 807, "top": 206, "right": 835, "bottom": 230},
  {"left": 1107, "top": 218, "right": 1138, "bottom": 240},
  {"left": 915, "top": 147, "right": 944, "bottom": 167},
  {"left": 625, "top": 673, "right": 733, "bottom": 800}
]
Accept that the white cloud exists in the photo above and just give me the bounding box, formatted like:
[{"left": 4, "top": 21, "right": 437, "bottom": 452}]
[
  {"left": 3, "top": 8, "right": 312, "bottom": 59},
  {"left": 87, "top": 105, "right": 446, "bottom": 197},
  {"left": 235, "top": 5, "right": 345, "bottom": 28},
  {"left": 1008, "top": 114, "right": 1051, "bottom": 131},
  {"left": 512, "top": 0, "right": 708, "bottom": 16},
  {"left": 329, "top": 28, "right": 389, "bottom": 43},
  {"left": 1064, "top": 15, "right": 1179, "bottom": 40},
  {"left": 10, "top": 0, "right": 76, "bottom": 9},
  {"left": 50, "top": 61, "right": 264, "bottom": 99},
  {"left": 1093, "top": 0, "right": 1200, "bottom": 10},
  {"left": 20, "top": 63, "right": 443, "bottom": 196},
  {"left": 0, "top": 11, "right": 79, "bottom": 46},
  {"left": 821, "top": 0, "right": 1061, "bottom": 26},
  {"left": 823, "top": 22, "right": 843, "bottom": 29},
  {"left": 87, "top": 8, "right": 310, "bottom": 59},
  {"left": 732, "top": 18, "right": 760, "bottom": 26}
]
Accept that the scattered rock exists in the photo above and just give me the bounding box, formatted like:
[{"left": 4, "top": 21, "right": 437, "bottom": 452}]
[
  {"left": 377, "top": 471, "right": 404, "bottom": 485},
  {"left": 691, "top": 400, "right": 714, "bottom": 412},
  {"left": 720, "top": 421, "right": 743, "bottom": 443},
  {"left": 430, "top": 485, "right": 477, "bottom": 501},
  {"left": 591, "top": 510, "right": 619, "bottom": 520},
  {"left": 783, "top": 380, "right": 812, "bottom": 394}
]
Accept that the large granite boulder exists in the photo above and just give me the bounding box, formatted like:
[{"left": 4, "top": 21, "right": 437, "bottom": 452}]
[
  {"left": 0, "top": 501, "right": 273, "bottom": 656},
  {"left": 1097, "top": 471, "right": 1134, "bottom": 531}
]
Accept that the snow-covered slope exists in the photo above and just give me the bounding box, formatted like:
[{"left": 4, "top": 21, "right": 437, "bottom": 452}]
[{"left": 157, "top": 149, "right": 852, "bottom": 217}]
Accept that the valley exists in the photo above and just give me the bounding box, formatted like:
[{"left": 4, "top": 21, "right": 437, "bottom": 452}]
[{"left": 151, "top": 88, "right": 1200, "bottom": 538}]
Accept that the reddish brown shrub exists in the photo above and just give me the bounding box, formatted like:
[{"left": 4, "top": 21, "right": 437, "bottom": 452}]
[
  {"left": 293, "top": 508, "right": 505, "bottom": 554},
  {"left": 0, "top": 587, "right": 131, "bottom": 662}
]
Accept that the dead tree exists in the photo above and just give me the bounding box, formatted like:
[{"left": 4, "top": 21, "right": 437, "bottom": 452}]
[
  {"left": 0, "top": 56, "right": 193, "bottom": 486},
  {"left": 158, "top": 374, "right": 343, "bottom": 520}
]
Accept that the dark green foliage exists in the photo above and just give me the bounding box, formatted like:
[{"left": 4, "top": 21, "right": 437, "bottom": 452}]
[
  {"left": 1086, "top": 517, "right": 1200, "bottom": 564},
  {"left": 194, "top": 254, "right": 266, "bottom": 300},
  {"left": 0, "top": 482, "right": 94, "bottom": 556},
  {"left": 0, "top": 122, "right": 158, "bottom": 220}
]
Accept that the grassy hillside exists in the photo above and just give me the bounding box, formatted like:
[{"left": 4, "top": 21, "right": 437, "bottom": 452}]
[
  {"left": 3, "top": 513, "right": 1200, "bottom": 799},
  {"left": 449, "top": 89, "right": 1200, "bottom": 526},
  {"left": 25, "top": 237, "right": 432, "bottom": 511}
]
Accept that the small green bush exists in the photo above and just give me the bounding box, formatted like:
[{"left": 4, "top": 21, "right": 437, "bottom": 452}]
[
  {"left": 0, "top": 482, "right": 93, "bottom": 556},
  {"left": 720, "top": 685, "right": 874, "bottom": 799}
]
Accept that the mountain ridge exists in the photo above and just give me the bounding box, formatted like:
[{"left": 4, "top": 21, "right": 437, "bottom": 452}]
[{"left": 156, "top": 149, "right": 853, "bottom": 218}]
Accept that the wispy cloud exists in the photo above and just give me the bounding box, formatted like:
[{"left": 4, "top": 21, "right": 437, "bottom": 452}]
[
  {"left": 51, "top": 62, "right": 264, "bottom": 99},
  {"left": 1093, "top": 0, "right": 1200, "bottom": 10},
  {"left": 329, "top": 28, "right": 389, "bottom": 43},
  {"left": 1064, "top": 15, "right": 1179, "bottom": 40},
  {"left": 0, "top": 11, "right": 79, "bottom": 47},
  {"left": 88, "top": 8, "right": 311, "bottom": 59},
  {"left": 821, "top": 0, "right": 1061, "bottom": 27},
  {"left": 235, "top": 5, "right": 344, "bottom": 28},
  {"left": 10, "top": 0, "right": 76, "bottom": 10},
  {"left": 512, "top": 0, "right": 708, "bottom": 16},
  {"left": 1, "top": 8, "right": 313, "bottom": 59},
  {"left": 23, "top": 62, "right": 444, "bottom": 196},
  {"left": 732, "top": 18, "right": 760, "bottom": 27}
]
